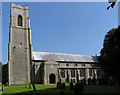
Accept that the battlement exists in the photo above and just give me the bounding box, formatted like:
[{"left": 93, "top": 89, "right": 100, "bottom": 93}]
[{"left": 11, "top": 3, "right": 28, "bottom": 10}]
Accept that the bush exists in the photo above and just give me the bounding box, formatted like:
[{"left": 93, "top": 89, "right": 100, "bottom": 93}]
[
  {"left": 82, "top": 79, "right": 86, "bottom": 85},
  {"left": 70, "top": 82, "right": 73, "bottom": 90},
  {"left": 74, "top": 83, "right": 84, "bottom": 95},
  {"left": 91, "top": 78, "right": 97, "bottom": 85},
  {"left": 98, "top": 78, "right": 109, "bottom": 85},
  {"left": 56, "top": 82, "right": 65, "bottom": 89},
  {"left": 2, "top": 64, "right": 8, "bottom": 84}
]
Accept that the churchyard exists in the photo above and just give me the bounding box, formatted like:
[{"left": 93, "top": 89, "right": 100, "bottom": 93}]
[{"left": 1, "top": 83, "right": 120, "bottom": 95}]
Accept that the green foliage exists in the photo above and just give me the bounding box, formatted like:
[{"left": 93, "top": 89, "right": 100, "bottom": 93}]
[
  {"left": 0, "top": 62, "right": 2, "bottom": 84},
  {"left": 2, "top": 63, "right": 8, "bottom": 84},
  {"left": 107, "top": 0, "right": 117, "bottom": 10},
  {"left": 98, "top": 26, "right": 120, "bottom": 78}
]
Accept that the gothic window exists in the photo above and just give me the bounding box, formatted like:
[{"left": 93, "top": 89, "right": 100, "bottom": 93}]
[
  {"left": 17, "top": 15, "right": 22, "bottom": 27},
  {"left": 89, "top": 69, "right": 93, "bottom": 76},
  {"left": 60, "top": 70, "right": 65, "bottom": 78},
  {"left": 80, "top": 69, "right": 85, "bottom": 77},
  {"left": 71, "top": 70, "right": 75, "bottom": 77}
]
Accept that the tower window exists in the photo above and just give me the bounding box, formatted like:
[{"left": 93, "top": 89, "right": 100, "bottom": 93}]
[
  {"left": 20, "top": 43, "right": 22, "bottom": 47},
  {"left": 17, "top": 15, "right": 22, "bottom": 27}
]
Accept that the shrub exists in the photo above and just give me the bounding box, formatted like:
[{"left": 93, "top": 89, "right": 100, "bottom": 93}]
[{"left": 98, "top": 78, "right": 109, "bottom": 85}]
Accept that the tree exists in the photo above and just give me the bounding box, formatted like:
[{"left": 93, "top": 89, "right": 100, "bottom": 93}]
[
  {"left": 107, "top": 0, "right": 117, "bottom": 10},
  {"left": 0, "top": 62, "right": 2, "bottom": 84},
  {"left": 98, "top": 26, "right": 120, "bottom": 79},
  {"left": 2, "top": 63, "right": 8, "bottom": 84}
]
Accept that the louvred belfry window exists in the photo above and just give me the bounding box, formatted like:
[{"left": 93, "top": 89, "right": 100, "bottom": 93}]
[{"left": 18, "top": 15, "right": 22, "bottom": 27}]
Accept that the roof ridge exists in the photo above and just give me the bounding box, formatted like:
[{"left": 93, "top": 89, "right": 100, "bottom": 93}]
[{"left": 33, "top": 51, "right": 92, "bottom": 57}]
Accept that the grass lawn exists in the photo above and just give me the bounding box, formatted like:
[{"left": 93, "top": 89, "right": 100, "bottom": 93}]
[{"left": 1, "top": 83, "right": 120, "bottom": 95}]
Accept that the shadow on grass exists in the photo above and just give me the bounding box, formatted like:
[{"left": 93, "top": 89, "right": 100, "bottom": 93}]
[{"left": 2, "top": 84, "right": 120, "bottom": 95}]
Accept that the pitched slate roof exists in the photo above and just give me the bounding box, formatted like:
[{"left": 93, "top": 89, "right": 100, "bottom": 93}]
[{"left": 33, "top": 52, "right": 98, "bottom": 63}]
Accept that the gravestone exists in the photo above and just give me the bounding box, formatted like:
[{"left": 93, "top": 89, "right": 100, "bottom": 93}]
[
  {"left": 70, "top": 82, "right": 73, "bottom": 90},
  {"left": 74, "top": 83, "right": 83, "bottom": 95},
  {"left": 87, "top": 78, "right": 92, "bottom": 85},
  {"left": 56, "top": 82, "right": 61, "bottom": 88},
  {"left": 62, "top": 83, "right": 65, "bottom": 89}
]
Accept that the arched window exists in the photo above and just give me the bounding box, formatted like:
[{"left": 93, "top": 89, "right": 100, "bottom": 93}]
[
  {"left": 17, "top": 15, "right": 22, "bottom": 27},
  {"left": 71, "top": 70, "right": 75, "bottom": 77},
  {"left": 60, "top": 70, "right": 65, "bottom": 78},
  {"left": 80, "top": 69, "right": 85, "bottom": 77}
]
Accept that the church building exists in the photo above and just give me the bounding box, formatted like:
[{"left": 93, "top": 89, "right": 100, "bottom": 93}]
[{"left": 8, "top": 3, "right": 103, "bottom": 85}]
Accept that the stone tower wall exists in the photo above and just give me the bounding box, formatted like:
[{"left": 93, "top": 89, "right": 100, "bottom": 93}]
[{"left": 8, "top": 3, "right": 32, "bottom": 85}]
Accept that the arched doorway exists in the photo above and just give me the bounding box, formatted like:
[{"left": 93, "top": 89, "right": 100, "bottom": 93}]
[{"left": 49, "top": 73, "right": 56, "bottom": 84}]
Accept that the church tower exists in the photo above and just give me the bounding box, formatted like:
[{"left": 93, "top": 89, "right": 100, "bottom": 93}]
[{"left": 8, "top": 3, "right": 33, "bottom": 85}]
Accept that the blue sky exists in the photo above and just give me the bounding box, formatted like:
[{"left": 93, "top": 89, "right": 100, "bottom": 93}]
[{"left": 2, "top": 2, "right": 118, "bottom": 64}]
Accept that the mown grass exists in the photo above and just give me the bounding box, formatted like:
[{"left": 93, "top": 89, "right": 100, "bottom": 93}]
[{"left": 1, "top": 83, "right": 120, "bottom": 95}]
